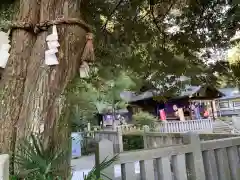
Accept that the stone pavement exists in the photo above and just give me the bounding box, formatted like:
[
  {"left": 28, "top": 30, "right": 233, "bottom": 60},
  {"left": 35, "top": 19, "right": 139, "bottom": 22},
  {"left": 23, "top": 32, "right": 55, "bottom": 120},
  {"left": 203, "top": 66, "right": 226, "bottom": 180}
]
[
  {"left": 71, "top": 154, "right": 95, "bottom": 171},
  {"left": 71, "top": 154, "right": 140, "bottom": 180}
]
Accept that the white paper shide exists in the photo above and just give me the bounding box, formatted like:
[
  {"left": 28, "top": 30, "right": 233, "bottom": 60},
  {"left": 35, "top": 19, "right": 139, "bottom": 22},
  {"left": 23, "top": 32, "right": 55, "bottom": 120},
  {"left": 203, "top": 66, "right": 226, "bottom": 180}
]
[
  {"left": 79, "top": 61, "right": 90, "bottom": 78},
  {"left": 0, "top": 31, "right": 11, "bottom": 68},
  {"left": 45, "top": 25, "right": 60, "bottom": 65}
]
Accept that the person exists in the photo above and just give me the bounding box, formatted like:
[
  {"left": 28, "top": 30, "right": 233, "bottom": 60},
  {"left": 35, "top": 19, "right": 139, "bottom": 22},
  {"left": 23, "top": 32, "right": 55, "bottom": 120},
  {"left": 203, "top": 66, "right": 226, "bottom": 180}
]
[
  {"left": 183, "top": 107, "right": 190, "bottom": 116},
  {"left": 203, "top": 109, "right": 209, "bottom": 118},
  {"left": 172, "top": 104, "right": 185, "bottom": 121},
  {"left": 193, "top": 103, "right": 201, "bottom": 120},
  {"left": 183, "top": 107, "right": 190, "bottom": 120},
  {"left": 159, "top": 109, "right": 166, "bottom": 121},
  {"left": 173, "top": 105, "right": 179, "bottom": 120}
]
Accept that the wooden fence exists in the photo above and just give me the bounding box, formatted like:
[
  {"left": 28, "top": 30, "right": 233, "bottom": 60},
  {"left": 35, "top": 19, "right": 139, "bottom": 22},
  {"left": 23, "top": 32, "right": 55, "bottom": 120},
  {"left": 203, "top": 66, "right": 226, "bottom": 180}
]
[{"left": 96, "top": 132, "right": 240, "bottom": 180}]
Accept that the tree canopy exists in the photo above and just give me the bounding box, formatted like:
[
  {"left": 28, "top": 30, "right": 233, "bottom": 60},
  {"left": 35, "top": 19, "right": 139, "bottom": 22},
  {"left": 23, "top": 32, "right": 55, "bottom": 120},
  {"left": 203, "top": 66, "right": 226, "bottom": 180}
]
[
  {"left": 84, "top": 0, "right": 239, "bottom": 89},
  {"left": 0, "top": 0, "right": 239, "bottom": 89}
]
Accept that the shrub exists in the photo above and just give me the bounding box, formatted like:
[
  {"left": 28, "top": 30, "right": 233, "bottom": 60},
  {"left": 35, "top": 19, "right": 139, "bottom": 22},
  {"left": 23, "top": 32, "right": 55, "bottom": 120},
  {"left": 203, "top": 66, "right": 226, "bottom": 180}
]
[
  {"left": 132, "top": 111, "right": 157, "bottom": 126},
  {"left": 123, "top": 135, "right": 144, "bottom": 151},
  {"left": 81, "top": 136, "right": 97, "bottom": 155}
]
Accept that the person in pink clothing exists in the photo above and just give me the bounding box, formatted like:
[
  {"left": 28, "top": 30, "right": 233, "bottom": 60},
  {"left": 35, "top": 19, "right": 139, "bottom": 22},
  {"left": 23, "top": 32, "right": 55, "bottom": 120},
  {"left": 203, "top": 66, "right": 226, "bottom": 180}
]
[
  {"left": 159, "top": 109, "right": 166, "bottom": 121},
  {"left": 203, "top": 108, "right": 209, "bottom": 118}
]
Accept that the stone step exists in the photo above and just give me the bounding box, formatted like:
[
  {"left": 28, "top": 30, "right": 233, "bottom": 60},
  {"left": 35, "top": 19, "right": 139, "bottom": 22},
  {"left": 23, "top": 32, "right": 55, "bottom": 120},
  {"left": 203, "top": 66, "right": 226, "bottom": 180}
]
[
  {"left": 212, "top": 121, "right": 237, "bottom": 134},
  {"left": 213, "top": 127, "right": 230, "bottom": 130},
  {"left": 213, "top": 129, "right": 232, "bottom": 132}
]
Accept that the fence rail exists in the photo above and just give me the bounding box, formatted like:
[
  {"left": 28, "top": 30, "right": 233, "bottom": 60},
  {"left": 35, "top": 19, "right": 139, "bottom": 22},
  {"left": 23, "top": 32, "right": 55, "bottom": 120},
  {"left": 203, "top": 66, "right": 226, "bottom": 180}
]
[
  {"left": 85, "top": 125, "right": 238, "bottom": 153},
  {"left": 157, "top": 119, "right": 213, "bottom": 133},
  {"left": 112, "top": 119, "right": 213, "bottom": 133},
  {"left": 96, "top": 132, "right": 240, "bottom": 180}
]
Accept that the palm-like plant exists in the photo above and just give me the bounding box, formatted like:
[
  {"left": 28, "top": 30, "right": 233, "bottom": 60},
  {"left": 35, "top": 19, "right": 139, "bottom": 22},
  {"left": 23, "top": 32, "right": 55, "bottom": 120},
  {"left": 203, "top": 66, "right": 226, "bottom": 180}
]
[
  {"left": 13, "top": 133, "right": 118, "bottom": 180},
  {"left": 83, "top": 155, "right": 118, "bottom": 180},
  {"left": 14, "top": 133, "right": 70, "bottom": 180}
]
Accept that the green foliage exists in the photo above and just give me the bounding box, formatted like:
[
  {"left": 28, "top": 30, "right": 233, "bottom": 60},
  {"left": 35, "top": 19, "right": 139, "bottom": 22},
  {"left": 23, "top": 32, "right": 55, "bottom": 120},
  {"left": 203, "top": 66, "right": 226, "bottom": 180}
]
[
  {"left": 83, "top": 155, "right": 118, "bottom": 180},
  {"left": 227, "top": 42, "right": 240, "bottom": 81},
  {"left": 0, "top": 2, "right": 15, "bottom": 30},
  {"left": 102, "top": 71, "right": 136, "bottom": 116},
  {"left": 81, "top": 136, "right": 97, "bottom": 155},
  {"left": 66, "top": 78, "right": 103, "bottom": 131},
  {"left": 84, "top": 0, "right": 240, "bottom": 91},
  {"left": 11, "top": 133, "right": 117, "bottom": 180},
  {"left": 2, "top": 0, "right": 240, "bottom": 92},
  {"left": 133, "top": 111, "right": 157, "bottom": 126},
  {"left": 123, "top": 135, "right": 144, "bottom": 151},
  {"left": 14, "top": 133, "right": 69, "bottom": 180},
  {"left": 67, "top": 71, "right": 137, "bottom": 131},
  {"left": 9, "top": 175, "right": 18, "bottom": 180}
]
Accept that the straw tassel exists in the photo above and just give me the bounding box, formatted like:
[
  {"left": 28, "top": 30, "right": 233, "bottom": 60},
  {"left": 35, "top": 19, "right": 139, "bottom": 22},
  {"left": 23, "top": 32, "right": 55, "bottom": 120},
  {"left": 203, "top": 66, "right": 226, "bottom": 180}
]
[{"left": 81, "top": 33, "right": 95, "bottom": 62}]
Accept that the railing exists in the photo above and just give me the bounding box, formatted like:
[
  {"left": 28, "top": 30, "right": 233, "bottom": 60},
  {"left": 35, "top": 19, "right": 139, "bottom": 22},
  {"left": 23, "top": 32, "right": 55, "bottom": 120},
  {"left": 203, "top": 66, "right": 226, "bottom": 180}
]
[
  {"left": 115, "top": 124, "right": 139, "bottom": 133},
  {"left": 143, "top": 132, "right": 239, "bottom": 149},
  {"left": 157, "top": 119, "right": 213, "bottom": 133},
  {"left": 83, "top": 119, "right": 213, "bottom": 135},
  {"left": 114, "top": 119, "right": 213, "bottom": 133},
  {"left": 92, "top": 125, "right": 238, "bottom": 154},
  {"left": 96, "top": 132, "right": 240, "bottom": 180},
  {"left": 79, "top": 119, "right": 213, "bottom": 154}
]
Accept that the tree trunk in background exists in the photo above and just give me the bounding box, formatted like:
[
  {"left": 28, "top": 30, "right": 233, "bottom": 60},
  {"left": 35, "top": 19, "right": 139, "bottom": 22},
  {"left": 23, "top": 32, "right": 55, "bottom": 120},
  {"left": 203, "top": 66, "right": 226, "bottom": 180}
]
[{"left": 0, "top": 0, "right": 87, "bottom": 176}]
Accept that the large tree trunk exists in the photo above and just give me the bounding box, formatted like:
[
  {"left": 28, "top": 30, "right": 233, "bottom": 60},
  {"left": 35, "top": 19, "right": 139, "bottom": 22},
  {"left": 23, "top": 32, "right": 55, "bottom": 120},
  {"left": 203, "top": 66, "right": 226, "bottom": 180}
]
[
  {"left": 0, "top": 0, "right": 40, "bottom": 153},
  {"left": 0, "top": 0, "right": 88, "bottom": 176}
]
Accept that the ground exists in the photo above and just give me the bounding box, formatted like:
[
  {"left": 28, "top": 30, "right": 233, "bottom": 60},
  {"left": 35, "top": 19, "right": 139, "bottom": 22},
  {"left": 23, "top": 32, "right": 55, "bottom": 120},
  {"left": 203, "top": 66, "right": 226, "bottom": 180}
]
[{"left": 71, "top": 154, "right": 140, "bottom": 180}]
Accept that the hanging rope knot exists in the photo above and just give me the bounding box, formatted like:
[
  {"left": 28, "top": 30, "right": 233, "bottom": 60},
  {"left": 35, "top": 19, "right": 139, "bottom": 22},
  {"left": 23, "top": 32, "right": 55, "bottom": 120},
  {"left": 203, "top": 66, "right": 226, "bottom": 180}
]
[
  {"left": 34, "top": 18, "right": 92, "bottom": 34},
  {"left": 9, "top": 18, "right": 92, "bottom": 35},
  {"left": 8, "top": 19, "right": 95, "bottom": 66}
]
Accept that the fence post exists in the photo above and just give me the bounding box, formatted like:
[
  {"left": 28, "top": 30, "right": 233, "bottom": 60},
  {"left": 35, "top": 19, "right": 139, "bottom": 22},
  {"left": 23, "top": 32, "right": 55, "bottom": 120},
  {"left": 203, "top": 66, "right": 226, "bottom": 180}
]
[
  {"left": 183, "top": 132, "right": 206, "bottom": 180},
  {"left": 87, "top": 122, "right": 91, "bottom": 131},
  {"left": 0, "top": 154, "right": 9, "bottom": 180},
  {"left": 95, "top": 140, "right": 115, "bottom": 180},
  {"left": 117, "top": 126, "right": 123, "bottom": 153},
  {"left": 143, "top": 125, "right": 150, "bottom": 149}
]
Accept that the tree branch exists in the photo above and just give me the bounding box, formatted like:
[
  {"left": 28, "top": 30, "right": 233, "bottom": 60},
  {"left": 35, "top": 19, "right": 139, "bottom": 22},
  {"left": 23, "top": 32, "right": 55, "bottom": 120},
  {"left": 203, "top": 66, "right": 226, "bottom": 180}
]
[
  {"left": 101, "top": 0, "right": 124, "bottom": 31},
  {"left": 150, "top": 0, "right": 176, "bottom": 49},
  {"left": 150, "top": 0, "right": 176, "bottom": 30}
]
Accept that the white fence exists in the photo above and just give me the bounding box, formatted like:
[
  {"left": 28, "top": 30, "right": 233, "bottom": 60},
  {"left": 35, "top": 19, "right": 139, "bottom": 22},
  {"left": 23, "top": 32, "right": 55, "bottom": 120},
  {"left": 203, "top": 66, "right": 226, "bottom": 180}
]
[
  {"left": 157, "top": 119, "right": 213, "bottom": 133},
  {"left": 115, "top": 119, "right": 213, "bottom": 133}
]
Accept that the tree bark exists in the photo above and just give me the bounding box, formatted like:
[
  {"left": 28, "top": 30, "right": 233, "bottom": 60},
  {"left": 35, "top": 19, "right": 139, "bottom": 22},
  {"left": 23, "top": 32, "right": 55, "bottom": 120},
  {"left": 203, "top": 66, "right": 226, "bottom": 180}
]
[
  {"left": 0, "top": 0, "right": 88, "bottom": 177},
  {"left": 0, "top": 0, "right": 40, "bottom": 153}
]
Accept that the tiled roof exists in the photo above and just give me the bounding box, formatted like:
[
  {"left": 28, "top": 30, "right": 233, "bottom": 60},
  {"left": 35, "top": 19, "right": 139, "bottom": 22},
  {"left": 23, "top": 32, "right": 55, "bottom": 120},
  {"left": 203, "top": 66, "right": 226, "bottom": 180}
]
[
  {"left": 121, "top": 85, "right": 223, "bottom": 102},
  {"left": 218, "top": 87, "right": 240, "bottom": 100}
]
